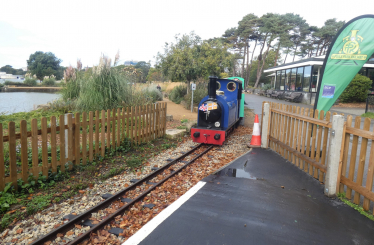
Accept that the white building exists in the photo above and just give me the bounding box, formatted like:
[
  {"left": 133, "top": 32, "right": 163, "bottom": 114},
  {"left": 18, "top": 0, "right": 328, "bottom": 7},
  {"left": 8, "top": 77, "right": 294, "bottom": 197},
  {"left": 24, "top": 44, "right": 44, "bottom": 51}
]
[
  {"left": 263, "top": 54, "right": 374, "bottom": 104},
  {"left": 0, "top": 72, "right": 25, "bottom": 84}
]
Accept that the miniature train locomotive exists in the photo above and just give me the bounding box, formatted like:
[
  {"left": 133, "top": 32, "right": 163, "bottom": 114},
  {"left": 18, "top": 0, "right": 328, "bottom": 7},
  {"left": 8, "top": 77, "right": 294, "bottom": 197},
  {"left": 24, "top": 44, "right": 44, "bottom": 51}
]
[{"left": 190, "top": 76, "right": 243, "bottom": 145}]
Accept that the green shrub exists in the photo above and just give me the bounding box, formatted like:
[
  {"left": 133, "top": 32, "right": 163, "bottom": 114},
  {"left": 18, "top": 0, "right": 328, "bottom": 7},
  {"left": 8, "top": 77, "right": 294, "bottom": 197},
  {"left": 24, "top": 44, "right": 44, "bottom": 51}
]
[
  {"left": 44, "top": 99, "right": 76, "bottom": 114},
  {"left": 142, "top": 85, "right": 163, "bottom": 103},
  {"left": 169, "top": 85, "right": 187, "bottom": 104},
  {"left": 42, "top": 77, "right": 56, "bottom": 86},
  {"left": 23, "top": 78, "right": 37, "bottom": 86},
  {"left": 262, "top": 83, "right": 272, "bottom": 90},
  {"left": 183, "top": 83, "right": 207, "bottom": 109},
  {"left": 340, "top": 74, "right": 372, "bottom": 103},
  {"left": 5, "top": 81, "right": 32, "bottom": 87},
  {"left": 0, "top": 183, "right": 18, "bottom": 214}
]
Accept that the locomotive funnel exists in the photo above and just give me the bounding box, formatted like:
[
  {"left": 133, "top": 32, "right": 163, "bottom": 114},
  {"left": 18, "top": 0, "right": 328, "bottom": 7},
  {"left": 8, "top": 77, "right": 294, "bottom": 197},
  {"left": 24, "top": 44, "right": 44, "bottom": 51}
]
[{"left": 208, "top": 76, "right": 218, "bottom": 100}]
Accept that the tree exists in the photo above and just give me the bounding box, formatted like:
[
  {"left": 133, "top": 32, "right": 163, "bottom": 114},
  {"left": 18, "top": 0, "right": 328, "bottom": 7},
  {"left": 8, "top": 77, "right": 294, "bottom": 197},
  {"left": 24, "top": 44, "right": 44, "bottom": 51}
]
[
  {"left": 299, "top": 26, "right": 319, "bottom": 58},
  {"left": 0, "top": 65, "right": 26, "bottom": 75},
  {"left": 253, "top": 13, "right": 289, "bottom": 88},
  {"left": 221, "top": 15, "right": 261, "bottom": 87},
  {"left": 217, "top": 13, "right": 348, "bottom": 89},
  {"left": 198, "top": 39, "right": 234, "bottom": 79},
  {"left": 146, "top": 67, "right": 163, "bottom": 81},
  {"left": 237, "top": 14, "right": 260, "bottom": 88},
  {"left": 222, "top": 27, "right": 240, "bottom": 77},
  {"left": 157, "top": 33, "right": 234, "bottom": 92},
  {"left": 156, "top": 32, "right": 202, "bottom": 93},
  {"left": 27, "top": 51, "right": 62, "bottom": 80},
  {"left": 248, "top": 50, "right": 278, "bottom": 86},
  {"left": 122, "top": 66, "right": 143, "bottom": 83},
  {"left": 280, "top": 13, "right": 310, "bottom": 62},
  {"left": 134, "top": 61, "right": 151, "bottom": 83},
  {"left": 319, "top": 19, "right": 345, "bottom": 55}
]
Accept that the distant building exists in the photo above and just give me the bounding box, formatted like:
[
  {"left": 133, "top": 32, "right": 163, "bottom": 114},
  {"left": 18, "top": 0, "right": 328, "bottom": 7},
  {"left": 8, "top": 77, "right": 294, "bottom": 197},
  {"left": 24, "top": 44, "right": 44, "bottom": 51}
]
[
  {"left": 0, "top": 72, "right": 25, "bottom": 81},
  {"left": 124, "top": 60, "right": 138, "bottom": 66}
]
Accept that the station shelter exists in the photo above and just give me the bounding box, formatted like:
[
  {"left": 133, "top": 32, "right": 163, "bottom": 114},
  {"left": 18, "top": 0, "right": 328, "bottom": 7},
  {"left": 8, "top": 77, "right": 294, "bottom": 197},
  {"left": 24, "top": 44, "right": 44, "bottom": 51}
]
[{"left": 263, "top": 54, "right": 374, "bottom": 105}]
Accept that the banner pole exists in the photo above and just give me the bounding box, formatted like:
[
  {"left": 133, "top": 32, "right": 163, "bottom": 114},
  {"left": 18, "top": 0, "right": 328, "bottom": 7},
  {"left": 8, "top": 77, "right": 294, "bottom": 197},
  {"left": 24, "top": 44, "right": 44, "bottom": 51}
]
[{"left": 191, "top": 88, "right": 194, "bottom": 113}]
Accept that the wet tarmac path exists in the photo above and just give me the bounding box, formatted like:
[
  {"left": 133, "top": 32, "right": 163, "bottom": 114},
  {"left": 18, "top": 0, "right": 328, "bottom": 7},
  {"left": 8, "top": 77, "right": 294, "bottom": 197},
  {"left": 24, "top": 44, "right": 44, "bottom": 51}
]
[
  {"left": 244, "top": 93, "right": 374, "bottom": 208},
  {"left": 138, "top": 148, "right": 374, "bottom": 245}
]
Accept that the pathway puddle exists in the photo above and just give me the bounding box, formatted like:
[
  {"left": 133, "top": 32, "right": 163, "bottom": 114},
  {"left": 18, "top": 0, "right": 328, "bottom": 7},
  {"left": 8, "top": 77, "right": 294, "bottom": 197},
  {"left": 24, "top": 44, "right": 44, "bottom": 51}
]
[{"left": 215, "top": 168, "right": 256, "bottom": 180}]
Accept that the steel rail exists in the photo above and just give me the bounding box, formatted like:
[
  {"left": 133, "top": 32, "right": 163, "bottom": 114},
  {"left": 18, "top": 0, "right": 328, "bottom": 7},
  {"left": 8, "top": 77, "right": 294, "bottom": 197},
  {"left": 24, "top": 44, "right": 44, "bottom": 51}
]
[
  {"left": 68, "top": 145, "right": 213, "bottom": 245},
  {"left": 31, "top": 143, "right": 205, "bottom": 245}
]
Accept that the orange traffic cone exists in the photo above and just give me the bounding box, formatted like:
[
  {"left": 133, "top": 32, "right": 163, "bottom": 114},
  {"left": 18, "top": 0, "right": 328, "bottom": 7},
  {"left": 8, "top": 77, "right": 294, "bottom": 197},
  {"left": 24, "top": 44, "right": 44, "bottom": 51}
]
[{"left": 249, "top": 114, "right": 261, "bottom": 148}]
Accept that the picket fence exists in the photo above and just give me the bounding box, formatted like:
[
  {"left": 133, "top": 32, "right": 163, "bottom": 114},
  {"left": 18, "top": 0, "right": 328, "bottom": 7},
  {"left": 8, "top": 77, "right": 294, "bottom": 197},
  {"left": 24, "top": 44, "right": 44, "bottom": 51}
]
[
  {"left": 0, "top": 102, "right": 167, "bottom": 191},
  {"left": 263, "top": 102, "right": 374, "bottom": 214}
]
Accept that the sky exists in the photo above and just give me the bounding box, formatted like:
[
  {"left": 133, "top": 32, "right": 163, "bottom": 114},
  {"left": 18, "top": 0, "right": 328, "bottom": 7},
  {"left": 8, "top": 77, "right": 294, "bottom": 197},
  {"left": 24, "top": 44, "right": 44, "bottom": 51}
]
[{"left": 0, "top": 0, "right": 373, "bottom": 69}]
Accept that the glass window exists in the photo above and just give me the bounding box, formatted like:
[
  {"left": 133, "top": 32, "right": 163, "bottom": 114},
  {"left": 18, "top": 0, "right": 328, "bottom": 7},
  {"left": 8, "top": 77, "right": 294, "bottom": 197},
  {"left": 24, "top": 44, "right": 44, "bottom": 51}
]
[
  {"left": 280, "top": 70, "right": 285, "bottom": 90},
  {"left": 296, "top": 67, "right": 303, "bottom": 91},
  {"left": 358, "top": 67, "right": 367, "bottom": 76},
  {"left": 227, "top": 82, "right": 236, "bottom": 92},
  {"left": 303, "top": 66, "right": 312, "bottom": 92},
  {"left": 311, "top": 65, "right": 321, "bottom": 92},
  {"left": 275, "top": 71, "right": 281, "bottom": 89},
  {"left": 285, "top": 69, "right": 291, "bottom": 90},
  {"left": 290, "top": 68, "right": 297, "bottom": 91},
  {"left": 271, "top": 76, "right": 275, "bottom": 88}
]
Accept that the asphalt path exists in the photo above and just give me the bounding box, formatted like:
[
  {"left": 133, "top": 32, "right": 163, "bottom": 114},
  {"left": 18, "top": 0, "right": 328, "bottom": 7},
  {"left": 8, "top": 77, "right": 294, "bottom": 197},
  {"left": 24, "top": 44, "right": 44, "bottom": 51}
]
[
  {"left": 244, "top": 94, "right": 373, "bottom": 206},
  {"left": 139, "top": 148, "right": 374, "bottom": 245}
]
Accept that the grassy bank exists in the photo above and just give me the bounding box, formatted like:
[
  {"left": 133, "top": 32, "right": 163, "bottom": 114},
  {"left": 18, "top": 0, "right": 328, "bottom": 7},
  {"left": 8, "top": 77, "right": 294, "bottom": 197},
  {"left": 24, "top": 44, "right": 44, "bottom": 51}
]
[
  {"left": 361, "top": 112, "right": 374, "bottom": 119},
  {"left": 1, "top": 87, "right": 62, "bottom": 93},
  {"left": 0, "top": 109, "right": 62, "bottom": 131}
]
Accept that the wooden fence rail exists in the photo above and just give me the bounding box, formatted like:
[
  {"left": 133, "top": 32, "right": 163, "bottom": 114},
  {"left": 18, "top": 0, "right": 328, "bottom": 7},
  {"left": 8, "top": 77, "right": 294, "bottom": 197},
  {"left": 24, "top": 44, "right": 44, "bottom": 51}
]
[
  {"left": 263, "top": 101, "right": 374, "bottom": 215},
  {"left": 340, "top": 116, "right": 374, "bottom": 214},
  {"left": 0, "top": 102, "right": 167, "bottom": 191},
  {"left": 267, "top": 102, "right": 331, "bottom": 182}
]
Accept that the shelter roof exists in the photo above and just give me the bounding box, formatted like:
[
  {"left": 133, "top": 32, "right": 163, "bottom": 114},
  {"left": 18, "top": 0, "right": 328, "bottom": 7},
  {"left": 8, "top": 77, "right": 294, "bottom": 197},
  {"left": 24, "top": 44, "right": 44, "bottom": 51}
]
[{"left": 264, "top": 55, "right": 374, "bottom": 73}]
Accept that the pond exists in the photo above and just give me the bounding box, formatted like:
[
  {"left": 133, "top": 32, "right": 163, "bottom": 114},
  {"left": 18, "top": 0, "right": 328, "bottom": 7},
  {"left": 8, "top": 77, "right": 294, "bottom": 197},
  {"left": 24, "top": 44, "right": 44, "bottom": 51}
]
[{"left": 0, "top": 92, "right": 61, "bottom": 115}]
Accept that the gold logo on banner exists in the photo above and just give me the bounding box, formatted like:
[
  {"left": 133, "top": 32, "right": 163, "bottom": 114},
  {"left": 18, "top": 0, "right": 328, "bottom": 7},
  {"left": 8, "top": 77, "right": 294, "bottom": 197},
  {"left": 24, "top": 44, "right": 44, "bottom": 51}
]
[{"left": 331, "top": 30, "right": 367, "bottom": 61}]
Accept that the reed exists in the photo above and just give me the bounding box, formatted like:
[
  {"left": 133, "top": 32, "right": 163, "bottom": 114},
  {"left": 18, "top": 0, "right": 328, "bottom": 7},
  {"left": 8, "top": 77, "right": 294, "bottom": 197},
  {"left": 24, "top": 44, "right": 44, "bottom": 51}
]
[{"left": 61, "top": 54, "right": 162, "bottom": 112}]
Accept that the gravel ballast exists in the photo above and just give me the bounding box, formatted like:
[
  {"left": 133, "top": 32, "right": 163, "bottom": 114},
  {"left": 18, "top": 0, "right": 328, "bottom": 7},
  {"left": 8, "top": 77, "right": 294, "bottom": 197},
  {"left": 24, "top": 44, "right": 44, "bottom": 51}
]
[{"left": 1, "top": 126, "right": 252, "bottom": 245}]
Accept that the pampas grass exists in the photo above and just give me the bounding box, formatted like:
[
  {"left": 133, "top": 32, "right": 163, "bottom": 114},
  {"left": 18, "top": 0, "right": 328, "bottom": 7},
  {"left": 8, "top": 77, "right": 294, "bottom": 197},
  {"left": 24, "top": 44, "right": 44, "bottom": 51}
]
[{"left": 61, "top": 54, "right": 162, "bottom": 112}]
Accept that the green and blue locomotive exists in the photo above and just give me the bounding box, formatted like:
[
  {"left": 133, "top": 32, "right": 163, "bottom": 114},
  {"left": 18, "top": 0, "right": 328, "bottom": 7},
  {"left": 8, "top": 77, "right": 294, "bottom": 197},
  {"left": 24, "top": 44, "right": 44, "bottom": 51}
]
[{"left": 191, "top": 76, "right": 244, "bottom": 145}]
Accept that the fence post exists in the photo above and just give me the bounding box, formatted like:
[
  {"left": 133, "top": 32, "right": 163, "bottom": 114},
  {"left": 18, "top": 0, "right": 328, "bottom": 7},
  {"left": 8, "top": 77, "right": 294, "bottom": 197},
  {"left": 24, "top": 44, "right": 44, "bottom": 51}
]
[
  {"left": 324, "top": 115, "right": 345, "bottom": 197},
  {"left": 64, "top": 113, "right": 74, "bottom": 159},
  {"left": 153, "top": 103, "right": 157, "bottom": 140},
  {"left": 261, "top": 103, "right": 270, "bottom": 148}
]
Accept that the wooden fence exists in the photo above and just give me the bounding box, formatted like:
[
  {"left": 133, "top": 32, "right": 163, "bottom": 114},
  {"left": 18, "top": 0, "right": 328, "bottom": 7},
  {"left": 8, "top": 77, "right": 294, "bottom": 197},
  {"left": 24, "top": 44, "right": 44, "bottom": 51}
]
[
  {"left": 340, "top": 115, "right": 374, "bottom": 213},
  {"left": 263, "top": 102, "right": 374, "bottom": 215},
  {"left": 0, "top": 102, "right": 167, "bottom": 191}
]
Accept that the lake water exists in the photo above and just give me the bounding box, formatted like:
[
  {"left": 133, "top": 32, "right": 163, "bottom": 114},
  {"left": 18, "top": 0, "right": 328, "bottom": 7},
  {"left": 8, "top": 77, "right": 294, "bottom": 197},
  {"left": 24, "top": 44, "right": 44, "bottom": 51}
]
[{"left": 0, "top": 92, "right": 61, "bottom": 114}]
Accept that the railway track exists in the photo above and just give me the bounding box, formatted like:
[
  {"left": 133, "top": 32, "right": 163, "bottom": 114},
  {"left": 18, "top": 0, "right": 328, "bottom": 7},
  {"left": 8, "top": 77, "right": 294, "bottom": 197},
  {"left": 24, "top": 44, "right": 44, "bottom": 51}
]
[{"left": 31, "top": 143, "right": 213, "bottom": 245}]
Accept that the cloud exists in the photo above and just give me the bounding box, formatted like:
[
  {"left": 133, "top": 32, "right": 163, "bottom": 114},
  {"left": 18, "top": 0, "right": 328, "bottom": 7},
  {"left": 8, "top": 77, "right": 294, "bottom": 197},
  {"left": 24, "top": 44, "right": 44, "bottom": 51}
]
[{"left": 0, "top": 0, "right": 371, "bottom": 68}]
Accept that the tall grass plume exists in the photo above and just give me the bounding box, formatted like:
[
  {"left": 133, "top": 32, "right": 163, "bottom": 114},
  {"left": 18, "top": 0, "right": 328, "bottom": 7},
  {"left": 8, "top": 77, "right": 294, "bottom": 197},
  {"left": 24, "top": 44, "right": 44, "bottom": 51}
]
[{"left": 61, "top": 54, "right": 162, "bottom": 112}]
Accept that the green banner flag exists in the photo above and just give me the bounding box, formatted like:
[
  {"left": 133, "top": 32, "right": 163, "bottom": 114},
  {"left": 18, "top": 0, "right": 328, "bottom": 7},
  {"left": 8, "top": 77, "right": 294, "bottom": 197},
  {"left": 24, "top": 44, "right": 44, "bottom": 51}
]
[{"left": 316, "top": 15, "right": 374, "bottom": 112}]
